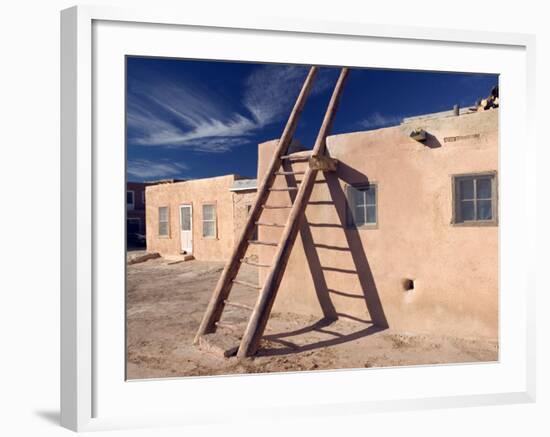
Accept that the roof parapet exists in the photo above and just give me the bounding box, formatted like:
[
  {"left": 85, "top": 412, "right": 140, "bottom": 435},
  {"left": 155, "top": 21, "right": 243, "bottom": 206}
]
[
  {"left": 230, "top": 179, "right": 258, "bottom": 192},
  {"left": 401, "top": 106, "right": 475, "bottom": 124}
]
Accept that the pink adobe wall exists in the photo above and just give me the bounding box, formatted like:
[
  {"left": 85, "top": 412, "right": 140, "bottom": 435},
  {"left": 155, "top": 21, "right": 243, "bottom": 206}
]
[
  {"left": 145, "top": 175, "right": 238, "bottom": 261},
  {"left": 232, "top": 189, "right": 259, "bottom": 259},
  {"left": 257, "top": 109, "right": 499, "bottom": 339}
]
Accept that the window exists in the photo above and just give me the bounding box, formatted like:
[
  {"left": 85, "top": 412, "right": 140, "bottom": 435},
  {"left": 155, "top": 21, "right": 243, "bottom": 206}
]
[
  {"left": 158, "top": 206, "right": 169, "bottom": 236},
  {"left": 347, "top": 184, "right": 377, "bottom": 227},
  {"left": 453, "top": 173, "right": 497, "bottom": 224},
  {"left": 202, "top": 204, "right": 217, "bottom": 238},
  {"left": 126, "top": 190, "right": 134, "bottom": 210}
]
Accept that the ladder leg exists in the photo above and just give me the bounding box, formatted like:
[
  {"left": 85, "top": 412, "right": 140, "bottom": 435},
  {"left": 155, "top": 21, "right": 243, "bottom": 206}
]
[
  {"left": 237, "top": 68, "right": 349, "bottom": 357},
  {"left": 193, "top": 66, "right": 319, "bottom": 344}
]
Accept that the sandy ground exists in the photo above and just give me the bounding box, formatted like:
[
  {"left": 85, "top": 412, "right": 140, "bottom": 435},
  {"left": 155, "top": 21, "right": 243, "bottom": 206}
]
[{"left": 127, "top": 256, "right": 498, "bottom": 379}]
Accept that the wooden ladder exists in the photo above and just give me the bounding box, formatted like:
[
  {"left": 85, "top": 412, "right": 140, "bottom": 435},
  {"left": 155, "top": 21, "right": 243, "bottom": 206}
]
[{"left": 194, "top": 66, "right": 349, "bottom": 357}]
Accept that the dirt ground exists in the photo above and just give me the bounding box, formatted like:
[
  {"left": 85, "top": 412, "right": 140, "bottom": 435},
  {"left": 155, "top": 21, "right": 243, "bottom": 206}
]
[{"left": 126, "top": 256, "right": 498, "bottom": 379}]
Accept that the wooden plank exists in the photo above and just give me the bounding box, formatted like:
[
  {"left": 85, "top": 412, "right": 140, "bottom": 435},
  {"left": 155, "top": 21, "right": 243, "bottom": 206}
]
[
  {"left": 215, "top": 321, "right": 240, "bottom": 331},
  {"left": 232, "top": 279, "right": 261, "bottom": 289},
  {"left": 237, "top": 67, "right": 349, "bottom": 357},
  {"left": 269, "top": 187, "right": 298, "bottom": 191},
  {"left": 193, "top": 67, "right": 318, "bottom": 344},
  {"left": 262, "top": 205, "right": 292, "bottom": 209},
  {"left": 198, "top": 332, "right": 240, "bottom": 358},
  {"left": 280, "top": 154, "right": 310, "bottom": 161},
  {"left": 224, "top": 300, "right": 254, "bottom": 311},
  {"left": 248, "top": 240, "right": 278, "bottom": 246},
  {"left": 255, "top": 221, "right": 284, "bottom": 228},
  {"left": 240, "top": 258, "right": 271, "bottom": 267},
  {"left": 308, "top": 155, "right": 338, "bottom": 172},
  {"left": 274, "top": 170, "right": 305, "bottom": 175}
]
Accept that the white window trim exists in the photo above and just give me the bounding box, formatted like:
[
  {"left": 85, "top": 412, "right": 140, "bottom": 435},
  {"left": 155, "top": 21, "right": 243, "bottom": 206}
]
[
  {"left": 202, "top": 203, "right": 217, "bottom": 239},
  {"left": 158, "top": 206, "right": 170, "bottom": 237}
]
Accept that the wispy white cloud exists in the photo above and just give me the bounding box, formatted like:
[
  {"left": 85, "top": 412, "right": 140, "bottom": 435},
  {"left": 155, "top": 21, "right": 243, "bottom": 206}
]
[
  {"left": 127, "top": 65, "right": 337, "bottom": 152},
  {"left": 243, "top": 65, "right": 337, "bottom": 126},
  {"left": 127, "top": 159, "right": 188, "bottom": 180},
  {"left": 243, "top": 65, "right": 306, "bottom": 126},
  {"left": 127, "top": 77, "right": 257, "bottom": 152},
  {"left": 358, "top": 112, "right": 403, "bottom": 130}
]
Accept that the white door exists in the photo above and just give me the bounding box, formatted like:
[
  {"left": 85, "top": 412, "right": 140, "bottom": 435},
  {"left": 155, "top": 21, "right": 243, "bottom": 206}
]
[{"left": 179, "top": 204, "right": 193, "bottom": 253}]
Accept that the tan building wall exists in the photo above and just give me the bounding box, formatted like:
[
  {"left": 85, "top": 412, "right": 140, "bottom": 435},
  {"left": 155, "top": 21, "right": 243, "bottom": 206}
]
[
  {"left": 232, "top": 189, "right": 259, "bottom": 259},
  {"left": 257, "top": 109, "right": 498, "bottom": 339},
  {"left": 146, "top": 175, "right": 240, "bottom": 262}
]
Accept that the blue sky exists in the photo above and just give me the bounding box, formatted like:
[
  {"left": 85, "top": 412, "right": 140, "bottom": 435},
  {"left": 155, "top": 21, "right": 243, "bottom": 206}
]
[{"left": 126, "top": 57, "right": 498, "bottom": 182}]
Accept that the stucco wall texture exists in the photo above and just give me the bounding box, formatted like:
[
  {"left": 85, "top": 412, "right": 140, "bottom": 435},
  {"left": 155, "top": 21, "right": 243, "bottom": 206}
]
[
  {"left": 146, "top": 175, "right": 255, "bottom": 262},
  {"left": 231, "top": 189, "right": 259, "bottom": 259},
  {"left": 257, "top": 109, "right": 499, "bottom": 339}
]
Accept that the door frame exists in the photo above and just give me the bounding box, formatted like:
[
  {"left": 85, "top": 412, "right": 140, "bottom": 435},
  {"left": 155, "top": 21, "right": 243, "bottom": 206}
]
[{"left": 179, "top": 204, "right": 193, "bottom": 254}]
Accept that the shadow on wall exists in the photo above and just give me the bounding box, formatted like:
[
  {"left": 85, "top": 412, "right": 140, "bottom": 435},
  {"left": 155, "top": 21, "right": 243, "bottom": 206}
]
[
  {"left": 423, "top": 132, "right": 442, "bottom": 149},
  {"left": 262, "top": 158, "right": 388, "bottom": 356},
  {"left": 325, "top": 160, "right": 389, "bottom": 329}
]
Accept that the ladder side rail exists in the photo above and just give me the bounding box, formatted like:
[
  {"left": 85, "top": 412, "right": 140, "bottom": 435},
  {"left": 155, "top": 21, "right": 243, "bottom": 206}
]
[
  {"left": 237, "top": 68, "right": 349, "bottom": 357},
  {"left": 194, "top": 66, "right": 319, "bottom": 344}
]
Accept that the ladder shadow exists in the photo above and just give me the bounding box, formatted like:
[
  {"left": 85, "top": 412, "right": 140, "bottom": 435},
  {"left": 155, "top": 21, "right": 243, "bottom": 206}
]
[
  {"left": 324, "top": 161, "right": 389, "bottom": 330},
  {"left": 258, "top": 157, "right": 388, "bottom": 357},
  {"left": 283, "top": 157, "right": 388, "bottom": 329},
  {"left": 282, "top": 160, "right": 338, "bottom": 321},
  {"left": 258, "top": 317, "right": 384, "bottom": 357}
]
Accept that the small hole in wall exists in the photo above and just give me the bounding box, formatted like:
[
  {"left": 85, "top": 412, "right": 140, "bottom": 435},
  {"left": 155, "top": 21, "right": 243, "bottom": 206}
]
[{"left": 402, "top": 278, "right": 414, "bottom": 291}]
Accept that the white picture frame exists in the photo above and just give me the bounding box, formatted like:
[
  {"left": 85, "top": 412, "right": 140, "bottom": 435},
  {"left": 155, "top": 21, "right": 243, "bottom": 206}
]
[{"left": 60, "top": 5, "right": 536, "bottom": 432}]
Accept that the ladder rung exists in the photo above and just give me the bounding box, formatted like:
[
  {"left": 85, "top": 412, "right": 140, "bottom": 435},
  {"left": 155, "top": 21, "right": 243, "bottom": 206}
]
[
  {"left": 240, "top": 258, "right": 271, "bottom": 267},
  {"left": 255, "top": 221, "right": 284, "bottom": 228},
  {"left": 274, "top": 170, "right": 306, "bottom": 175},
  {"left": 269, "top": 187, "right": 298, "bottom": 191},
  {"left": 232, "top": 279, "right": 261, "bottom": 289},
  {"left": 224, "top": 300, "right": 254, "bottom": 311},
  {"left": 262, "top": 204, "right": 292, "bottom": 209},
  {"left": 248, "top": 240, "right": 278, "bottom": 246},
  {"left": 215, "top": 321, "right": 239, "bottom": 331},
  {"left": 280, "top": 154, "right": 310, "bottom": 161}
]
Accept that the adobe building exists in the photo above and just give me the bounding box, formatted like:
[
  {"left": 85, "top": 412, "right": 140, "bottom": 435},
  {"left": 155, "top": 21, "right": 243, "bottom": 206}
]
[
  {"left": 257, "top": 108, "right": 498, "bottom": 340},
  {"left": 127, "top": 179, "right": 185, "bottom": 248},
  {"left": 126, "top": 181, "right": 149, "bottom": 237},
  {"left": 127, "top": 181, "right": 162, "bottom": 248},
  {"left": 145, "top": 175, "right": 257, "bottom": 261}
]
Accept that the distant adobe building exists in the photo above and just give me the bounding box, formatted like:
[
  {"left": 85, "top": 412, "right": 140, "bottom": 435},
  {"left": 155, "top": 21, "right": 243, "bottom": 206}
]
[
  {"left": 145, "top": 175, "right": 258, "bottom": 261},
  {"left": 144, "top": 140, "right": 304, "bottom": 260},
  {"left": 127, "top": 180, "right": 185, "bottom": 248},
  {"left": 126, "top": 182, "right": 150, "bottom": 247},
  {"left": 257, "top": 107, "right": 498, "bottom": 339}
]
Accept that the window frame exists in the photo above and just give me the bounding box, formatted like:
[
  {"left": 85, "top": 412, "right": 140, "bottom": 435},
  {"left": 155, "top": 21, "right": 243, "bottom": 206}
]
[
  {"left": 201, "top": 202, "right": 218, "bottom": 239},
  {"left": 345, "top": 182, "right": 378, "bottom": 229},
  {"left": 126, "top": 190, "right": 135, "bottom": 210},
  {"left": 451, "top": 171, "right": 498, "bottom": 226},
  {"left": 158, "top": 206, "right": 170, "bottom": 237}
]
